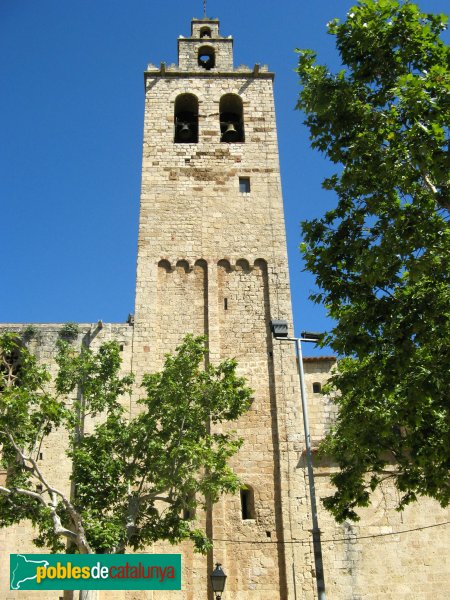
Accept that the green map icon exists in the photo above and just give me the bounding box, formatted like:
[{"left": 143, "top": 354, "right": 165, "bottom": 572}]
[{"left": 10, "top": 554, "right": 49, "bottom": 590}]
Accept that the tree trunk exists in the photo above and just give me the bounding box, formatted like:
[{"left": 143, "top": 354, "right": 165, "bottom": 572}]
[{"left": 79, "top": 590, "right": 99, "bottom": 600}]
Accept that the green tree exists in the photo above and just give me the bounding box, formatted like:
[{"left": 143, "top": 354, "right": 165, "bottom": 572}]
[
  {"left": 0, "top": 333, "right": 251, "bottom": 596},
  {"left": 296, "top": 0, "right": 450, "bottom": 522}
]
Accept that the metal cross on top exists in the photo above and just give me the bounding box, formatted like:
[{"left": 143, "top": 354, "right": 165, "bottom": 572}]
[{"left": 203, "top": 0, "right": 207, "bottom": 18}]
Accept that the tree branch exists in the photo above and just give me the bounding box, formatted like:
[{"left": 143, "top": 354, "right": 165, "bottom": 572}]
[
  {"left": 0, "top": 485, "right": 79, "bottom": 543},
  {"left": 0, "top": 485, "right": 46, "bottom": 505},
  {"left": 0, "top": 429, "right": 93, "bottom": 553}
]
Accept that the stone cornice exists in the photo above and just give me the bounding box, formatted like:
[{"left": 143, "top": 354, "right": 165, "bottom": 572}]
[{"left": 144, "top": 64, "right": 274, "bottom": 80}]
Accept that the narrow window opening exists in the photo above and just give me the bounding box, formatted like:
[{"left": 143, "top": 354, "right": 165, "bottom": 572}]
[
  {"left": 38, "top": 452, "right": 43, "bottom": 460},
  {"left": 198, "top": 46, "right": 215, "bottom": 70},
  {"left": 183, "top": 508, "right": 195, "bottom": 520},
  {"left": 174, "top": 94, "right": 199, "bottom": 143},
  {"left": 36, "top": 484, "right": 43, "bottom": 492},
  {"left": 239, "top": 177, "right": 250, "bottom": 193},
  {"left": 220, "top": 94, "right": 244, "bottom": 142},
  {"left": 119, "top": 344, "right": 124, "bottom": 352},
  {"left": 313, "top": 382, "right": 322, "bottom": 394},
  {"left": 266, "top": 531, "right": 271, "bottom": 538},
  {"left": 182, "top": 493, "right": 195, "bottom": 521},
  {"left": 240, "top": 487, "right": 255, "bottom": 520},
  {"left": 224, "top": 298, "right": 228, "bottom": 310},
  {"left": 200, "top": 26, "right": 212, "bottom": 38}
]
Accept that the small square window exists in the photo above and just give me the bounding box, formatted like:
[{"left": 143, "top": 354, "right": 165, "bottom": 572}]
[{"left": 239, "top": 177, "right": 250, "bottom": 193}]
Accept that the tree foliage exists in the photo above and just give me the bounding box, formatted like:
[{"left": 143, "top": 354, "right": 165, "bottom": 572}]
[
  {"left": 296, "top": 0, "right": 450, "bottom": 521},
  {"left": 0, "top": 333, "right": 251, "bottom": 554}
]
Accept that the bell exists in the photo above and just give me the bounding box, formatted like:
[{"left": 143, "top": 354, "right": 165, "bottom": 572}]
[
  {"left": 222, "top": 122, "right": 239, "bottom": 142},
  {"left": 178, "top": 122, "right": 193, "bottom": 142}
]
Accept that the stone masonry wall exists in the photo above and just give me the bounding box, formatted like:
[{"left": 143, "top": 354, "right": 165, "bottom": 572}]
[
  {"left": 0, "top": 327, "right": 449, "bottom": 599},
  {"left": 0, "top": 322, "right": 133, "bottom": 600}
]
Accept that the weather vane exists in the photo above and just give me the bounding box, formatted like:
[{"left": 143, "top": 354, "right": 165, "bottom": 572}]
[{"left": 203, "top": 0, "right": 207, "bottom": 18}]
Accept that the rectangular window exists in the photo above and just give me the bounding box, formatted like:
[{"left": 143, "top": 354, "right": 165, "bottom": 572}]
[
  {"left": 240, "top": 488, "right": 254, "bottom": 520},
  {"left": 239, "top": 177, "right": 250, "bottom": 193}
]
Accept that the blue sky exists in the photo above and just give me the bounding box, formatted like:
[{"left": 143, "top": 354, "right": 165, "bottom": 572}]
[{"left": 1, "top": 0, "right": 448, "bottom": 356}]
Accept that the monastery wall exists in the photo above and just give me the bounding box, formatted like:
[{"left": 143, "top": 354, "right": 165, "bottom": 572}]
[{"left": 0, "top": 325, "right": 449, "bottom": 599}]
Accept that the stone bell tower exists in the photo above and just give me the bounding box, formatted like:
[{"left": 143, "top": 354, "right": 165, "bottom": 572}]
[{"left": 132, "top": 16, "right": 302, "bottom": 600}]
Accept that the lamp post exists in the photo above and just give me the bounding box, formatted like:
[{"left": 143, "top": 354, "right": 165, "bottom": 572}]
[
  {"left": 270, "top": 320, "right": 327, "bottom": 600},
  {"left": 210, "top": 563, "right": 227, "bottom": 600}
]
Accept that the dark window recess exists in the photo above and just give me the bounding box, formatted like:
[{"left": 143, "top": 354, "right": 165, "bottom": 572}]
[
  {"left": 240, "top": 488, "right": 255, "bottom": 520},
  {"left": 313, "top": 382, "right": 322, "bottom": 394},
  {"left": 39, "top": 452, "right": 43, "bottom": 460},
  {"left": 224, "top": 298, "right": 228, "bottom": 310},
  {"left": 200, "top": 26, "right": 212, "bottom": 38},
  {"left": 239, "top": 177, "right": 250, "bottom": 193},
  {"left": 183, "top": 508, "right": 193, "bottom": 520},
  {"left": 36, "top": 484, "right": 43, "bottom": 492},
  {"left": 266, "top": 531, "right": 272, "bottom": 538},
  {"left": 220, "top": 94, "right": 245, "bottom": 142},
  {"left": 119, "top": 344, "right": 124, "bottom": 352},
  {"left": 182, "top": 493, "right": 195, "bottom": 520},
  {"left": 174, "top": 94, "right": 199, "bottom": 143},
  {"left": 198, "top": 46, "right": 215, "bottom": 70}
]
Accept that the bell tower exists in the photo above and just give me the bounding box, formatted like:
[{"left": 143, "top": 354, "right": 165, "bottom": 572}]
[{"left": 132, "top": 15, "right": 301, "bottom": 600}]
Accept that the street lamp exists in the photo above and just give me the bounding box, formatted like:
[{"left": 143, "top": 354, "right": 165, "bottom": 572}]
[
  {"left": 210, "top": 563, "right": 227, "bottom": 600},
  {"left": 270, "top": 320, "right": 327, "bottom": 600}
]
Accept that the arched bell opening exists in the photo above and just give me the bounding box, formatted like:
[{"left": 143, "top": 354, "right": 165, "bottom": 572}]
[
  {"left": 200, "top": 26, "right": 212, "bottom": 38},
  {"left": 174, "top": 93, "right": 199, "bottom": 143},
  {"left": 198, "top": 45, "right": 215, "bottom": 70},
  {"left": 220, "top": 94, "right": 245, "bottom": 143}
]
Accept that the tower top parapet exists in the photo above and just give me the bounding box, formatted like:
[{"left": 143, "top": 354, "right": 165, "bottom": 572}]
[{"left": 145, "top": 17, "right": 272, "bottom": 78}]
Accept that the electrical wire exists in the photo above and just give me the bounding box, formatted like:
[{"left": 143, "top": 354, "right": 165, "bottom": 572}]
[{"left": 211, "top": 520, "right": 450, "bottom": 545}]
